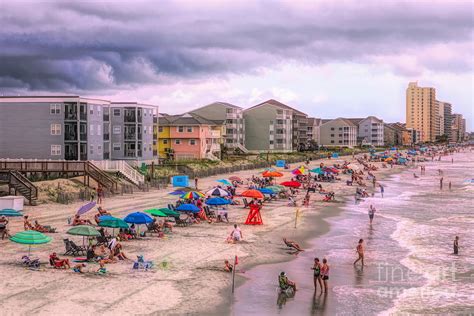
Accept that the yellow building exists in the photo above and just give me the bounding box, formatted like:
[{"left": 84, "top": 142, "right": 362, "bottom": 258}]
[
  {"left": 157, "top": 124, "right": 171, "bottom": 159},
  {"left": 406, "top": 82, "right": 437, "bottom": 142}
]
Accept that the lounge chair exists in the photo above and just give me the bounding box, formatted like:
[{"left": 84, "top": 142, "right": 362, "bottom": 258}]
[
  {"left": 63, "top": 239, "right": 86, "bottom": 256},
  {"left": 133, "top": 255, "right": 153, "bottom": 271},
  {"left": 175, "top": 215, "right": 189, "bottom": 227},
  {"left": 204, "top": 206, "right": 216, "bottom": 218},
  {"left": 243, "top": 198, "right": 249, "bottom": 208},
  {"left": 22, "top": 255, "right": 40, "bottom": 269}
]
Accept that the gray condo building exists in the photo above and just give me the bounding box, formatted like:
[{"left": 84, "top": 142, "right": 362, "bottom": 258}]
[{"left": 0, "top": 96, "right": 158, "bottom": 161}]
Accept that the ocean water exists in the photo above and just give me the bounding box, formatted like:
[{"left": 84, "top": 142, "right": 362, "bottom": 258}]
[{"left": 231, "top": 151, "right": 474, "bottom": 315}]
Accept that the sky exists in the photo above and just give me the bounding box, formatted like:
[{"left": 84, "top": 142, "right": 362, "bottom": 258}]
[{"left": 1, "top": 0, "right": 473, "bottom": 130}]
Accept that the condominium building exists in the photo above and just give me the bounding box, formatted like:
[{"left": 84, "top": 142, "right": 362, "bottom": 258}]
[
  {"left": 158, "top": 113, "right": 223, "bottom": 160},
  {"left": 318, "top": 118, "right": 358, "bottom": 147},
  {"left": 451, "top": 113, "right": 466, "bottom": 143},
  {"left": 0, "top": 96, "right": 158, "bottom": 161},
  {"left": 190, "top": 102, "right": 247, "bottom": 152},
  {"left": 306, "top": 117, "right": 322, "bottom": 148},
  {"left": 436, "top": 101, "right": 452, "bottom": 141},
  {"left": 348, "top": 116, "right": 385, "bottom": 146},
  {"left": 110, "top": 102, "right": 158, "bottom": 160},
  {"left": 384, "top": 122, "right": 412, "bottom": 146},
  {"left": 244, "top": 99, "right": 308, "bottom": 152},
  {"left": 406, "top": 82, "right": 437, "bottom": 142},
  {"left": 0, "top": 96, "right": 112, "bottom": 160}
]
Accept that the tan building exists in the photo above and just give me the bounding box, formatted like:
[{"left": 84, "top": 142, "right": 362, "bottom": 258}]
[
  {"left": 318, "top": 118, "right": 357, "bottom": 147},
  {"left": 406, "top": 82, "right": 437, "bottom": 142},
  {"left": 451, "top": 113, "right": 466, "bottom": 143}
]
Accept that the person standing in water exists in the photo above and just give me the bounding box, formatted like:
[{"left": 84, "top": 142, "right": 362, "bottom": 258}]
[
  {"left": 379, "top": 184, "right": 384, "bottom": 198},
  {"left": 368, "top": 205, "right": 376, "bottom": 225},
  {"left": 353, "top": 239, "right": 365, "bottom": 266},
  {"left": 320, "top": 258, "right": 330, "bottom": 293},
  {"left": 453, "top": 236, "right": 459, "bottom": 255},
  {"left": 311, "top": 258, "right": 323, "bottom": 292}
]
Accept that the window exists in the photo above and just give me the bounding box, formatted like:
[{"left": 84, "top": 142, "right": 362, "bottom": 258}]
[
  {"left": 276, "top": 139, "right": 283, "bottom": 144},
  {"left": 339, "top": 134, "right": 342, "bottom": 137},
  {"left": 339, "top": 127, "right": 342, "bottom": 131},
  {"left": 330, "top": 140, "right": 335, "bottom": 144},
  {"left": 339, "top": 140, "right": 342, "bottom": 144},
  {"left": 187, "top": 127, "right": 193, "bottom": 132},
  {"left": 113, "top": 126, "right": 121, "bottom": 134},
  {"left": 90, "top": 107, "right": 94, "bottom": 115},
  {"left": 113, "top": 143, "right": 121, "bottom": 151},
  {"left": 97, "top": 125, "right": 101, "bottom": 136},
  {"left": 90, "top": 145, "right": 94, "bottom": 155},
  {"left": 189, "top": 139, "right": 196, "bottom": 145},
  {"left": 331, "top": 127, "right": 335, "bottom": 131},
  {"left": 158, "top": 126, "right": 163, "bottom": 133},
  {"left": 178, "top": 126, "right": 184, "bottom": 132},
  {"left": 50, "top": 124, "right": 61, "bottom": 135},
  {"left": 226, "top": 108, "right": 233, "bottom": 113},
  {"left": 163, "top": 139, "right": 168, "bottom": 144},
  {"left": 97, "top": 145, "right": 102, "bottom": 153},
  {"left": 51, "top": 145, "right": 61, "bottom": 156},
  {"left": 149, "top": 126, "right": 153, "bottom": 134},
  {"left": 50, "top": 104, "right": 61, "bottom": 114},
  {"left": 90, "top": 124, "right": 94, "bottom": 136},
  {"left": 113, "top": 109, "right": 121, "bottom": 116},
  {"left": 175, "top": 139, "right": 181, "bottom": 145},
  {"left": 330, "top": 134, "right": 334, "bottom": 137},
  {"left": 269, "top": 140, "right": 274, "bottom": 144},
  {"left": 144, "top": 127, "right": 146, "bottom": 134}
]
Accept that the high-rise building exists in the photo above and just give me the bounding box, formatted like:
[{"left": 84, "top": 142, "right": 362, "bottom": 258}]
[
  {"left": 451, "top": 113, "right": 466, "bottom": 143},
  {"left": 436, "top": 101, "right": 452, "bottom": 141},
  {"left": 406, "top": 82, "right": 437, "bottom": 142}
]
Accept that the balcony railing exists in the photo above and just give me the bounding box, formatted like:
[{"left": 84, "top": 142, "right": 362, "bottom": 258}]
[
  {"left": 103, "top": 114, "right": 110, "bottom": 122},
  {"left": 65, "top": 133, "right": 78, "bottom": 141},
  {"left": 103, "top": 133, "right": 110, "bottom": 141}
]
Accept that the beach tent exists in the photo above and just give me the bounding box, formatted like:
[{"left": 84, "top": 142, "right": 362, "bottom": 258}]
[
  {"left": 172, "top": 175, "right": 189, "bottom": 187},
  {"left": 275, "top": 160, "right": 286, "bottom": 168}
]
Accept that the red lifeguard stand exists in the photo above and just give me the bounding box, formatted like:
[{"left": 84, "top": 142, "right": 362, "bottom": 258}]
[{"left": 245, "top": 203, "right": 263, "bottom": 225}]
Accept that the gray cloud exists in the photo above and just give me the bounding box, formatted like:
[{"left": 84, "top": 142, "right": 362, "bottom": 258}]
[{"left": 0, "top": 0, "right": 472, "bottom": 92}]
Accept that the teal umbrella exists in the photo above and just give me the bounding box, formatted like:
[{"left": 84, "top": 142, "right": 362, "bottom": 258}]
[
  {"left": 10, "top": 230, "right": 52, "bottom": 255},
  {"left": 144, "top": 208, "right": 168, "bottom": 217},
  {"left": 0, "top": 209, "right": 23, "bottom": 217},
  {"left": 67, "top": 225, "right": 101, "bottom": 248},
  {"left": 310, "top": 168, "right": 324, "bottom": 175},
  {"left": 99, "top": 217, "right": 129, "bottom": 236}
]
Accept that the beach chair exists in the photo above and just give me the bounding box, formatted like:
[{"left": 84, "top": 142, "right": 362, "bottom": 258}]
[
  {"left": 168, "top": 204, "right": 176, "bottom": 211},
  {"left": 21, "top": 256, "right": 40, "bottom": 269},
  {"left": 63, "top": 239, "right": 86, "bottom": 256},
  {"left": 133, "top": 255, "right": 153, "bottom": 271},
  {"left": 204, "top": 206, "right": 216, "bottom": 218},
  {"left": 175, "top": 215, "right": 189, "bottom": 227},
  {"left": 243, "top": 198, "right": 249, "bottom": 208}
]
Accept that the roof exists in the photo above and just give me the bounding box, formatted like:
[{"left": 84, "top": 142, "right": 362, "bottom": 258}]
[
  {"left": 244, "top": 99, "right": 308, "bottom": 116},
  {"left": 158, "top": 112, "right": 220, "bottom": 126},
  {"left": 346, "top": 118, "right": 364, "bottom": 125},
  {"left": 191, "top": 101, "right": 243, "bottom": 112},
  {"left": 320, "top": 118, "right": 357, "bottom": 127},
  {"left": 307, "top": 117, "right": 322, "bottom": 126}
]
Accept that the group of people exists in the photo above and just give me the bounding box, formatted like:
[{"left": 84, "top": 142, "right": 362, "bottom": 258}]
[{"left": 278, "top": 257, "right": 330, "bottom": 294}]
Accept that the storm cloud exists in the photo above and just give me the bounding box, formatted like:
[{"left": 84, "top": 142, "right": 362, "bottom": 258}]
[{"left": 0, "top": 0, "right": 473, "bottom": 92}]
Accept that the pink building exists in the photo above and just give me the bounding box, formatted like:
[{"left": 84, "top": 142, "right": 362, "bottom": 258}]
[{"left": 158, "top": 113, "right": 223, "bottom": 160}]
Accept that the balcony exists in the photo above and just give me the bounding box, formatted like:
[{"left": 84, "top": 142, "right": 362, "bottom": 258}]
[
  {"left": 210, "top": 131, "right": 221, "bottom": 138},
  {"left": 65, "top": 132, "right": 78, "bottom": 141},
  {"left": 226, "top": 113, "right": 237, "bottom": 119},
  {"left": 124, "top": 133, "right": 136, "bottom": 141},
  {"left": 79, "top": 133, "right": 87, "bottom": 141},
  {"left": 124, "top": 114, "right": 136, "bottom": 123},
  {"left": 103, "top": 113, "right": 110, "bottom": 122},
  {"left": 103, "top": 133, "right": 110, "bottom": 141}
]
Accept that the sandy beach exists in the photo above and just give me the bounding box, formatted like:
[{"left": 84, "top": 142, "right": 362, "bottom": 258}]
[{"left": 0, "top": 154, "right": 407, "bottom": 315}]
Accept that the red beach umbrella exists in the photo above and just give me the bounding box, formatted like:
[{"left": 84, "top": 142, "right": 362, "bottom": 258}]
[
  {"left": 229, "top": 176, "right": 242, "bottom": 182},
  {"left": 280, "top": 181, "right": 301, "bottom": 188},
  {"left": 240, "top": 189, "right": 265, "bottom": 199}
]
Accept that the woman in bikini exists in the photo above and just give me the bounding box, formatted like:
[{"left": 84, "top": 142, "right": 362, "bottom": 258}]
[
  {"left": 311, "top": 257, "right": 323, "bottom": 292},
  {"left": 353, "top": 239, "right": 365, "bottom": 266}
]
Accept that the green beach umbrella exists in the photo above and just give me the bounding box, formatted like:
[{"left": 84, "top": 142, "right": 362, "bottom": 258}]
[
  {"left": 10, "top": 230, "right": 52, "bottom": 255},
  {"left": 147, "top": 208, "right": 179, "bottom": 217},
  {"left": 67, "top": 225, "right": 101, "bottom": 236},
  {"left": 266, "top": 186, "right": 282, "bottom": 193},
  {"left": 67, "top": 225, "right": 100, "bottom": 248},
  {"left": 99, "top": 218, "right": 128, "bottom": 236},
  {"left": 144, "top": 208, "right": 168, "bottom": 217}
]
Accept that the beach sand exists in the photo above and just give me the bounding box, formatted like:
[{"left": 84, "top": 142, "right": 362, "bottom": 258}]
[{"left": 0, "top": 154, "right": 405, "bottom": 315}]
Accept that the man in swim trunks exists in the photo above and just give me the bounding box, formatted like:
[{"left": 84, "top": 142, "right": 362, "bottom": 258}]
[
  {"left": 368, "top": 205, "right": 376, "bottom": 225},
  {"left": 321, "top": 258, "right": 330, "bottom": 292},
  {"left": 353, "top": 239, "right": 364, "bottom": 266}
]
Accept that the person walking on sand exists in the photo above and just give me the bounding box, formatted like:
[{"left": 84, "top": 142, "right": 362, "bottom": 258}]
[
  {"left": 194, "top": 177, "right": 199, "bottom": 190},
  {"left": 96, "top": 185, "right": 104, "bottom": 204},
  {"left": 353, "top": 239, "right": 364, "bottom": 266},
  {"left": 321, "top": 258, "right": 330, "bottom": 292},
  {"left": 311, "top": 257, "right": 323, "bottom": 292},
  {"left": 440, "top": 177, "right": 444, "bottom": 190},
  {"left": 368, "top": 205, "right": 376, "bottom": 225},
  {"left": 449, "top": 181, "right": 452, "bottom": 191},
  {"left": 379, "top": 184, "right": 384, "bottom": 198},
  {"left": 453, "top": 236, "right": 459, "bottom": 255}
]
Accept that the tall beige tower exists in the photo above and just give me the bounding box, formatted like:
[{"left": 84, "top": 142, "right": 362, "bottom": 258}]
[{"left": 406, "top": 82, "right": 437, "bottom": 142}]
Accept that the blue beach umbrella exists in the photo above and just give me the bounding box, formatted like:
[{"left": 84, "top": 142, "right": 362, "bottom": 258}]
[
  {"left": 206, "top": 197, "right": 231, "bottom": 206},
  {"left": 124, "top": 212, "right": 153, "bottom": 224},
  {"left": 169, "top": 190, "right": 186, "bottom": 195},
  {"left": 258, "top": 188, "right": 275, "bottom": 195},
  {"left": 176, "top": 203, "right": 201, "bottom": 213}
]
